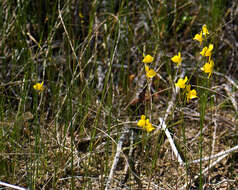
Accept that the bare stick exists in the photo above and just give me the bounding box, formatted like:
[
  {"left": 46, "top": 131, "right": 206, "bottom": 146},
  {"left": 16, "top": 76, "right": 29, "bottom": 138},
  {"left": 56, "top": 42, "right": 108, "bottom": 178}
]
[
  {"left": 123, "top": 130, "right": 134, "bottom": 175},
  {"left": 187, "top": 144, "right": 238, "bottom": 164},
  {"left": 159, "top": 117, "right": 184, "bottom": 165},
  {"left": 105, "top": 129, "right": 129, "bottom": 190},
  {"left": 180, "top": 153, "right": 228, "bottom": 190},
  {"left": 0, "top": 181, "right": 27, "bottom": 190}
]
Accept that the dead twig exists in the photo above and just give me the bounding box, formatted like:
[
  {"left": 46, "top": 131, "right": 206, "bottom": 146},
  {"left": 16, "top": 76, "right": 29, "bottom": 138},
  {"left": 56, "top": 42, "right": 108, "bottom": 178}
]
[
  {"left": 0, "top": 181, "right": 27, "bottom": 190},
  {"left": 159, "top": 117, "right": 184, "bottom": 165},
  {"left": 187, "top": 144, "right": 238, "bottom": 164},
  {"left": 180, "top": 153, "right": 229, "bottom": 190},
  {"left": 105, "top": 128, "right": 129, "bottom": 190}
]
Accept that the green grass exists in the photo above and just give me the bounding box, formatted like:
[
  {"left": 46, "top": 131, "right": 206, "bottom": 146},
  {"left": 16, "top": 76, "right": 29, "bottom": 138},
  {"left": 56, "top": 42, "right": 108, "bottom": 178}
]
[{"left": 0, "top": 0, "right": 238, "bottom": 189}]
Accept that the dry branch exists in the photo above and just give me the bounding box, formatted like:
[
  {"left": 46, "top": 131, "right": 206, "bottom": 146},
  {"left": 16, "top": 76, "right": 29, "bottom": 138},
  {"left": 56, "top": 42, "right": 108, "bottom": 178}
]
[
  {"left": 180, "top": 153, "right": 229, "bottom": 190},
  {"left": 0, "top": 181, "right": 27, "bottom": 190},
  {"left": 105, "top": 129, "right": 129, "bottom": 190},
  {"left": 187, "top": 144, "right": 238, "bottom": 164}
]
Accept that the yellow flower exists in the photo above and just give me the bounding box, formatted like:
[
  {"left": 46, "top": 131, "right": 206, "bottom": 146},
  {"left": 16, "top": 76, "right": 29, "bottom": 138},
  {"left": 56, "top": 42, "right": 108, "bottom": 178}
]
[
  {"left": 201, "top": 59, "right": 214, "bottom": 78},
  {"left": 187, "top": 89, "right": 197, "bottom": 102},
  {"left": 186, "top": 85, "right": 197, "bottom": 102},
  {"left": 200, "top": 47, "right": 207, "bottom": 56},
  {"left": 200, "top": 44, "right": 213, "bottom": 57},
  {"left": 175, "top": 76, "right": 188, "bottom": 89},
  {"left": 142, "top": 54, "right": 154, "bottom": 64},
  {"left": 171, "top": 52, "right": 182, "bottom": 66},
  {"left": 193, "top": 31, "right": 203, "bottom": 45},
  {"left": 145, "top": 65, "right": 157, "bottom": 78},
  {"left": 202, "top": 24, "right": 209, "bottom": 37},
  {"left": 33, "top": 82, "right": 44, "bottom": 92},
  {"left": 79, "top": 12, "right": 84, "bottom": 18},
  {"left": 137, "top": 115, "right": 155, "bottom": 133},
  {"left": 137, "top": 115, "right": 146, "bottom": 127},
  {"left": 145, "top": 119, "right": 155, "bottom": 132}
]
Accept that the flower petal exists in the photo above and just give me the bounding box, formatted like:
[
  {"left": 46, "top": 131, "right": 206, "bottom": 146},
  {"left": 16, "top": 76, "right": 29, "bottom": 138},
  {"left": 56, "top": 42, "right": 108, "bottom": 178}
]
[{"left": 143, "top": 55, "right": 154, "bottom": 63}]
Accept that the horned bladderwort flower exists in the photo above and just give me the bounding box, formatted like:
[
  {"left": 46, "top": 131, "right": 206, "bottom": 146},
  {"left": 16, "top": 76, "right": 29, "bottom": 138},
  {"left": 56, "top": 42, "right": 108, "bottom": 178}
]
[
  {"left": 33, "top": 82, "right": 44, "bottom": 92},
  {"left": 171, "top": 52, "right": 182, "bottom": 66},
  {"left": 137, "top": 115, "right": 155, "bottom": 133},
  {"left": 186, "top": 85, "right": 197, "bottom": 102},
  {"left": 144, "top": 119, "right": 155, "bottom": 132},
  {"left": 193, "top": 24, "right": 209, "bottom": 45},
  {"left": 201, "top": 59, "right": 214, "bottom": 78},
  {"left": 142, "top": 54, "right": 156, "bottom": 78},
  {"left": 202, "top": 24, "right": 209, "bottom": 37},
  {"left": 200, "top": 44, "right": 213, "bottom": 57},
  {"left": 137, "top": 115, "right": 146, "bottom": 127},
  {"left": 193, "top": 31, "right": 203, "bottom": 45},
  {"left": 175, "top": 76, "right": 188, "bottom": 89},
  {"left": 142, "top": 54, "right": 154, "bottom": 64},
  {"left": 145, "top": 65, "right": 157, "bottom": 78}
]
